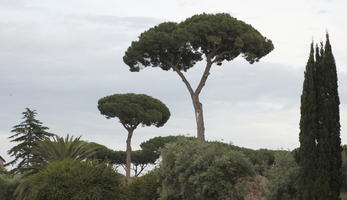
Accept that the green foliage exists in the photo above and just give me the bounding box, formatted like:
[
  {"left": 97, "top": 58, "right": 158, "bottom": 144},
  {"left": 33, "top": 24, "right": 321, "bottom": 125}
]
[
  {"left": 265, "top": 151, "right": 299, "bottom": 200},
  {"left": 0, "top": 169, "right": 20, "bottom": 200},
  {"left": 126, "top": 170, "right": 161, "bottom": 200},
  {"left": 90, "top": 142, "right": 157, "bottom": 176},
  {"left": 0, "top": 166, "right": 9, "bottom": 175},
  {"left": 89, "top": 142, "right": 121, "bottom": 164},
  {"left": 297, "top": 43, "right": 319, "bottom": 199},
  {"left": 140, "top": 135, "right": 194, "bottom": 158},
  {"left": 315, "top": 34, "right": 342, "bottom": 200},
  {"left": 140, "top": 136, "right": 275, "bottom": 175},
  {"left": 98, "top": 93, "right": 170, "bottom": 128},
  {"left": 26, "top": 159, "right": 125, "bottom": 200},
  {"left": 158, "top": 139, "right": 255, "bottom": 200},
  {"left": 6, "top": 108, "right": 54, "bottom": 173},
  {"left": 123, "top": 13, "right": 273, "bottom": 72},
  {"left": 224, "top": 144, "right": 276, "bottom": 175},
  {"left": 131, "top": 150, "right": 157, "bottom": 176},
  {"left": 297, "top": 34, "right": 342, "bottom": 199},
  {"left": 29, "top": 135, "right": 99, "bottom": 173},
  {"left": 0, "top": 174, "right": 19, "bottom": 200},
  {"left": 180, "top": 13, "right": 274, "bottom": 64}
]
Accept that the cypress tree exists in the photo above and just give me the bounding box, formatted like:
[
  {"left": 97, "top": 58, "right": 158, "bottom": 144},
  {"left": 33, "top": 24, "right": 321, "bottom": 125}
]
[
  {"left": 298, "top": 42, "right": 319, "bottom": 200},
  {"left": 298, "top": 34, "right": 342, "bottom": 199},
  {"left": 6, "top": 108, "right": 54, "bottom": 173},
  {"left": 316, "top": 34, "right": 342, "bottom": 200}
]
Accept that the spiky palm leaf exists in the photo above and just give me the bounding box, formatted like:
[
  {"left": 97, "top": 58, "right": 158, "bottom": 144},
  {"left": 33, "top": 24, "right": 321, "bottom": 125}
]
[
  {"left": 30, "top": 135, "right": 98, "bottom": 167},
  {"left": 14, "top": 135, "right": 100, "bottom": 200}
]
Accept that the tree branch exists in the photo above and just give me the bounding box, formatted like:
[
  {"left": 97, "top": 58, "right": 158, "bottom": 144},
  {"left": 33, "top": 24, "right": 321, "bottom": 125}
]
[
  {"left": 172, "top": 65, "right": 195, "bottom": 96},
  {"left": 137, "top": 164, "right": 147, "bottom": 176},
  {"left": 195, "top": 59, "right": 213, "bottom": 96},
  {"left": 211, "top": 50, "right": 236, "bottom": 63}
]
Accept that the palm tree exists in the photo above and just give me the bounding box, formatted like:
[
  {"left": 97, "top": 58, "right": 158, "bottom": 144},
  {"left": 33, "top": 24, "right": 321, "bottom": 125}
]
[{"left": 28, "top": 135, "right": 98, "bottom": 171}]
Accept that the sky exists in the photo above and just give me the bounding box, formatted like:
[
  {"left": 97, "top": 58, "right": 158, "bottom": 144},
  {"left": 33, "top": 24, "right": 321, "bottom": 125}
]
[{"left": 1, "top": 0, "right": 347, "bottom": 164}]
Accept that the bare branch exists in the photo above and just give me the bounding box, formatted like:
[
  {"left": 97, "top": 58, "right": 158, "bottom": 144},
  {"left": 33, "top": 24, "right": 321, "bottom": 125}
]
[
  {"left": 195, "top": 59, "right": 213, "bottom": 96},
  {"left": 137, "top": 164, "right": 147, "bottom": 176},
  {"left": 172, "top": 65, "right": 195, "bottom": 96}
]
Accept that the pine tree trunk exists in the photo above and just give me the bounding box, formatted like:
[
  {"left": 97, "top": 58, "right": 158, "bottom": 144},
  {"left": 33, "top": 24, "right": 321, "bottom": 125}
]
[
  {"left": 126, "top": 129, "right": 133, "bottom": 181},
  {"left": 192, "top": 96, "right": 205, "bottom": 141}
]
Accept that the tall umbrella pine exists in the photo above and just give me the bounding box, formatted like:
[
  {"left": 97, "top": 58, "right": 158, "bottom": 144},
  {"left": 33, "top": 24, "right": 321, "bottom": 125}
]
[
  {"left": 297, "top": 43, "right": 318, "bottom": 200},
  {"left": 123, "top": 13, "right": 274, "bottom": 141},
  {"left": 97, "top": 93, "right": 170, "bottom": 180},
  {"left": 315, "top": 34, "right": 342, "bottom": 200}
]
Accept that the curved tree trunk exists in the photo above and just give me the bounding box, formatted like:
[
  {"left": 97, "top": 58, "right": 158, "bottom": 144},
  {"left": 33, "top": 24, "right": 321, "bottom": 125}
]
[{"left": 125, "top": 129, "right": 133, "bottom": 181}]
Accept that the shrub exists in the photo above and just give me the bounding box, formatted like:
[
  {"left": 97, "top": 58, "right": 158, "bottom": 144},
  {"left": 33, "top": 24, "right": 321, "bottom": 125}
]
[
  {"left": 0, "top": 170, "right": 20, "bottom": 200},
  {"left": 126, "top": 170, "right": 161, "bottom": 200},
  {"left": 265, "top": 151, "right": 299, "bottom": 200},
  {"left": 27, "top": 159, "right": 125, "bottom": 200},
  {"left": 158, "top": 139, "right": 255, "bottom": 200}
]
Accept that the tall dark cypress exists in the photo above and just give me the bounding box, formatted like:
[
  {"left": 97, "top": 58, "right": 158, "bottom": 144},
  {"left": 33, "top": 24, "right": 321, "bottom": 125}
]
[
  {"left": 298, "top": 34, "right": 342, "bottom": 199},
  {"left": 316, "top": 34, "right": 342, "bottom": 200},
  {"left": 298, "top": 43, "right": 319, "bottom": 200}
]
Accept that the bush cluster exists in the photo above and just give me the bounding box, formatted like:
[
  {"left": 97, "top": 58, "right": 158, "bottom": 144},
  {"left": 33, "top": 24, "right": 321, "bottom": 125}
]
[
  {"left": 26, "top": 159, "right": 125, "bottom": 200},
  {"left": 158, "top": 139, "right": 255, "bottom": 200}
]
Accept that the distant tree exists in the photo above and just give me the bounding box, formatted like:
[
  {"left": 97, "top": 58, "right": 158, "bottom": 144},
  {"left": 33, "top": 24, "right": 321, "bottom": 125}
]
[
  {"left": 91, "top": 142, "right": 158, "bottom": 176},
  {"left": 97, "top": 93, "right": 170, "bottom": 180},
  {"left": 140, "top": 135, "right": 194, "bottom": 158},
  {"left": 131, "top": 150, "right": 157, "bottom": 177},
  {"left": 123, "top": 13, "right": 274, "bottom": 141},
  {"left": 6, "top": 108, "right": 54, "bottom": 173}
]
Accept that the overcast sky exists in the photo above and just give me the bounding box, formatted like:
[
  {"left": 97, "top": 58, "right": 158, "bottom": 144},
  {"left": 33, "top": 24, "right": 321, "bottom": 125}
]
[{"left": 1, "top": 0, "right": 347, "bottom": 163}]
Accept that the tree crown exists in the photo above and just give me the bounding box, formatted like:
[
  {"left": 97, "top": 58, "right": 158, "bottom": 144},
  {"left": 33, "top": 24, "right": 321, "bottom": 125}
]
[
  {"left": 123, "top": 13, "right": 274, "bottom": 72},
  {"left": 97, "top": 93, "right": 170, "bottom": 129}
]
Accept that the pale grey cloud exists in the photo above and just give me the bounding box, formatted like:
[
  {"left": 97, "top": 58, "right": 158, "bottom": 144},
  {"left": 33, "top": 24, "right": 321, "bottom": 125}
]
[{"left": 318, "top": 9, "right": 329, "bottom": 14}]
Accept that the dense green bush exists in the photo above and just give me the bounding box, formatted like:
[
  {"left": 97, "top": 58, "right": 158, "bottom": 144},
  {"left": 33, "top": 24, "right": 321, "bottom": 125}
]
[
  {"left": 26, "top": 159, "right": 125, "bottom": 200},
  {"left": 265, "top": 151, "right": 299, "bottom": 200},
  {"left": 0, "top": 168, "right": 20, "bottom": 200},
  {"left": 158, "top": 139, "right": 255, "bottom": 200},
  {"left": 126, "top": 170, "right": 161, "bottom": 200}
]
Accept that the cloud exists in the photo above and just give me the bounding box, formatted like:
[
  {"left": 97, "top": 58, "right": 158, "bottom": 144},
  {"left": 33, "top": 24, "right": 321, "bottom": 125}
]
[
  {"left": 318, "top": 9, "right": 329, "bottom": 14},
  {"left": 70, "top": 15, "right": 163, "bottom": 29}
]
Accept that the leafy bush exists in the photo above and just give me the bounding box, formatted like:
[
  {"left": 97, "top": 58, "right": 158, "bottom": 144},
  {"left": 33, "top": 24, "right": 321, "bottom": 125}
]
[
  {"left": 265, "top": 151, "right": 299, "bottom": 200},
  {"left": 0, "top": 169, "right": 20, "bottom": 200},
  {"left": 26, "top": 159, "right": 125, "bottom": 200},
  {"left": 126, "top": 170, "right": 161, "bottom": 200},
  {"left": 158, "top": 139, "right": 255, "bottom": 200}
]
